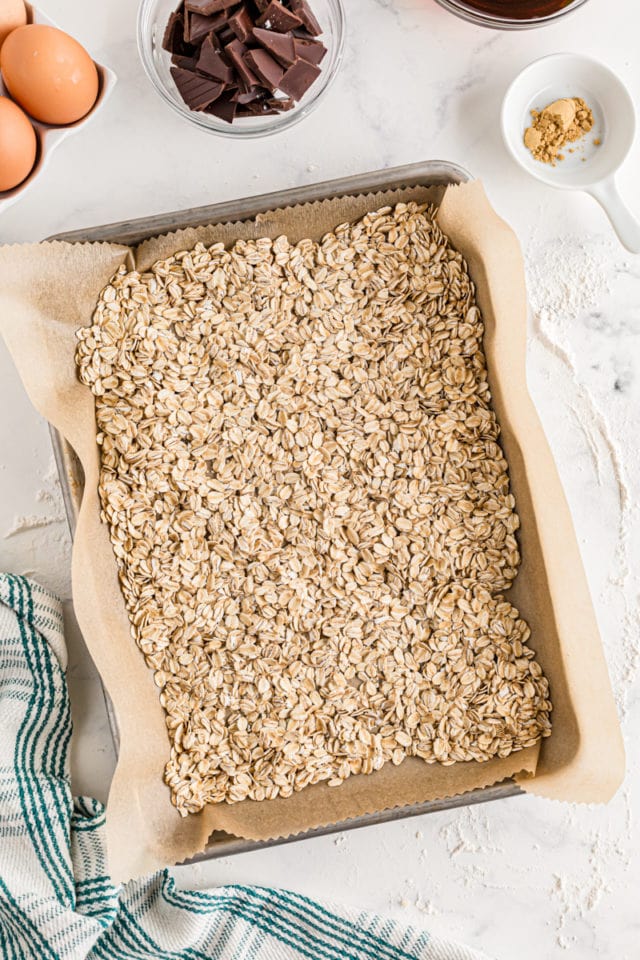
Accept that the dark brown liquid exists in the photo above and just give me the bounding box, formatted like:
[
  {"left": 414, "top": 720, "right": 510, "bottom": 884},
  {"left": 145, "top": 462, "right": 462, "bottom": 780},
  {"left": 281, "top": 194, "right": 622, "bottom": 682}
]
[{"left": 452, "top": 0, "right": 575, "bottom": 17}]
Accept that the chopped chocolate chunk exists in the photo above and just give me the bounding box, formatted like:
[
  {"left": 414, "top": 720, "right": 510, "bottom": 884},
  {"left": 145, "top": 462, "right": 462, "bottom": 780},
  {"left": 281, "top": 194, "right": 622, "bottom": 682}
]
[
  {"left": 252, "top": 27, "right": 296, "bottom": 67},
  {"left": 293, "top": 37, "right": 326, "bottom": 65},
  {"left": 206, "top": 29, "right": 224, "bottom": 50},
  {"left": 163, "top": 11, "right": 192, "bottom": 55},
  {"left": 291, "top": 0, "right": 321, "bottom": 36},
  {"left": 234, "top": 73, "right": 253, "bottom": 94},
  {"left": 256, "top": 1, "right": 303, "bottom": 32},
  {"left": 218, "top": 25, "right": 236, "bottom": 44},
  {"left": 170, "top": 67, "right": 226, "bottom": 110},
  {"left": 244, "top": 48, "right": 284, "bottom": 92},
  {"left": 162, "top": 11, "right": 180, "bottom": 51},
  {"left": 279, "top": 56, "right": 320, "bottom": 99},
  {"left": 171, "top": 52, "right": 200, "bottom": 70},
  {"left": 185, "top": 0, "right": 239, "bottom": 13},
  {"left": 164, "top": 0, "right": 325, "bottom": 124},
  {"left": 205, "top": 93, "right": 238, "bottom": 122},
  {"left": 197, "top": 35, "right": 235, "bottom": 82},
  {"left": 227, "top": 6, "right": 254, "bottom": 41},
  {"left": 225, "top": 38, "right": 259, "bottom": 86},
  {"left": 185, "top": 11, "right": 225, "bottom": 43}
]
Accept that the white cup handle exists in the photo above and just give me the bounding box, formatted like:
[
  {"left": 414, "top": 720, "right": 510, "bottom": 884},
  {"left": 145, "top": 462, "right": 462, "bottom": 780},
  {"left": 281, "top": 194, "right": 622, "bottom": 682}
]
[{"left": 587, "top": 177, "right": 640, "bottom": 254}]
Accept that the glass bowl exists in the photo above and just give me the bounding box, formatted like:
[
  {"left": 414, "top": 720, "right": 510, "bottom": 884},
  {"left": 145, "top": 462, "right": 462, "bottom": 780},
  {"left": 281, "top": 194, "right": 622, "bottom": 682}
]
[
  {"left": 137, "top": 0, "right": 345, "bottom": 138},
  {"left": 434, "top": 0, "right": 590, "bottom": 29}
]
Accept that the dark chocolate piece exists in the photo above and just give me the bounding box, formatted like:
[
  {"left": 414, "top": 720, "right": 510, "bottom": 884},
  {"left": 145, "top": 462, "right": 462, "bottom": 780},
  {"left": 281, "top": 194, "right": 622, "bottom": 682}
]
[
  {"left": 164, "top": 0, "right": 324, "bottom": 124},
  {"left": 293, "top": 37, "right": 326, "bottom": 65},
  {"left": 218, "top": 25, "right": 236, "bottom": 44},
  {"left": 252, "top": 27, "right": 296, "bottom": 66},
  {"left": 163, "top": 11, "right": 194, "bottom": 55},
  {"left": 256, "top": 1, "right": 303, "bottom": 32},
  {"left": 171, "top": 52, "right": 200, "bottom": 70},
  {"left": 197, "top": 36, "right": 235, "bottom": 82},
  {"left": 279, "top": 56, "right": 320, "bottom": 99},
  {"left": 170, "top": 67, "right": 226, "bottom": 110},
  {"left": 234, "top": 72, "right": 253, "bottom": 94},
  {"left": 162, "top": 11, "right": 181, "bottom": 52},
  {"left": 225, "top": 39, "right": 259, "bottom": 86},
  {"left": 205, "top": 93, "right": 238, "bottom": 122},
  {"left": 185, "top": 11, "right": 225, "bottom": 43},
  {"left": 244, "top": 48, "right": 284, "bottom": 92},
  {"left": 227, "top": 6, "right": 254, "bottom": 41},
  {"left": 291, "top": 0, "right": 321, "bottom": 36},
  {"left": 185, "top": 0, "right": 239, "bottom": 13},
  {"left": 205, "top": 29, "right": 224, "bottom": 50}
]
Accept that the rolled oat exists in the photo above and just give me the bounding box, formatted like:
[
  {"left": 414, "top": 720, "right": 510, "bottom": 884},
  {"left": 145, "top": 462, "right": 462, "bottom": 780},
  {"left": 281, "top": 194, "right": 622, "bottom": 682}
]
[{"left": 76, "top": 202, "right": 551, "bottom": 815}]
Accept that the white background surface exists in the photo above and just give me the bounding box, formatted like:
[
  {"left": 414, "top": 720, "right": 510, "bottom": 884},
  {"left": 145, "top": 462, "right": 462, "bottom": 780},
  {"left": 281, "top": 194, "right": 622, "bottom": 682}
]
[{"left": 1, "top": 1, "right": 639, "bottom": 958}]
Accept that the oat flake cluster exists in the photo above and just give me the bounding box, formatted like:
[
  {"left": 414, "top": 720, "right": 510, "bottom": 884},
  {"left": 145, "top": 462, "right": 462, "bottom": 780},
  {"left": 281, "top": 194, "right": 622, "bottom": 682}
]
[{"left": 76, "top": 202, "right": 552, "bottom": 815}]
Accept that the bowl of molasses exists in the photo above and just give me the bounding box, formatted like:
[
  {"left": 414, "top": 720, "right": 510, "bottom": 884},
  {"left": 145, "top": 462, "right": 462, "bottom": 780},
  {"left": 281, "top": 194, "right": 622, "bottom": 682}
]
[{"left": 434, "top": 0, "right": 590, "bottom": 29}]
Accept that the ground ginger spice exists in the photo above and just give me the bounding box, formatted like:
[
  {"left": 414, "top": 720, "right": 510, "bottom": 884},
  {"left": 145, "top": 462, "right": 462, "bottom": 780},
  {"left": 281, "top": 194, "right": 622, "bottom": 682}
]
[{"left": 524, "top": 97, "right": 594, "bottom": 165}]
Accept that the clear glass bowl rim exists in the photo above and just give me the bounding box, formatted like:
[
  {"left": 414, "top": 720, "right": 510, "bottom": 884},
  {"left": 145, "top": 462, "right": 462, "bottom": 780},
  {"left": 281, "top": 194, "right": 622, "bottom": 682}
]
[
  {"left": 137, "top": 0, "right": 346, "bottom": 138},
  {"left": 433, "top": 0, "right": 590, "bottom": 28}
]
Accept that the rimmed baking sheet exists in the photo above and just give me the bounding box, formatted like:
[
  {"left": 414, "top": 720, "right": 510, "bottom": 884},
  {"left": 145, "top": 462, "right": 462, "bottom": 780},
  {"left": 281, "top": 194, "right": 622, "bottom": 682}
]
[
  {"left": 49, "top": 161, "right": 523, "bottom": 862},
  {"left": 0, "top": 161, "right": 620, "bottom": 880}
]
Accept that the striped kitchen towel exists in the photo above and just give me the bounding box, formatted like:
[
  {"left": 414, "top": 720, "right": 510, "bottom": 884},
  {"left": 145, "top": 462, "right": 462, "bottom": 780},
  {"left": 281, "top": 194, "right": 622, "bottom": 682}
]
[{"left": 0, "top": 573, "right": 491, "bottom": 960}]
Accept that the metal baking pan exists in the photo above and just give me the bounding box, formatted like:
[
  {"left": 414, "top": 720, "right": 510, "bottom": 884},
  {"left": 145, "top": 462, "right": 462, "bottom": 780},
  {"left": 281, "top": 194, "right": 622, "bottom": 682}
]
[{"left": 49, "top": 161, "right": 521, "bottom": 862}]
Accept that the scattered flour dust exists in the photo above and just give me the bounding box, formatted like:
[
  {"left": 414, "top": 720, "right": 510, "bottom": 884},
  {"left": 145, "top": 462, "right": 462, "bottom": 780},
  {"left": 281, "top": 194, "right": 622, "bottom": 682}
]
[
  {"left": 397, "top": 892, "right": 438, "bottom": 916},
  {"left": 526, "top": 234, "right": 640, "bottom": 716},
  {"left": 3, "top": 455, "right": 71, "bottom": 599},
  {"left": 525, "top": 236, "right": 627, "bottom": 500},
  {"left": 4, "top": 456, "right": 66, "bottom": 536},
  {"left": 550, "top": 832, "right": 628, "bottom": 950},
  {"left": 438, "top": 808, "right": 503, "bottom": 860},
  {"left": 526, "top": 233, "right": 639, "bottom": 950},
  {"left": 5, "top": 513, "right": 64, "bottom": 537},
  {"left": 526, "top": 235, "right": 612, "bottom": 336}
]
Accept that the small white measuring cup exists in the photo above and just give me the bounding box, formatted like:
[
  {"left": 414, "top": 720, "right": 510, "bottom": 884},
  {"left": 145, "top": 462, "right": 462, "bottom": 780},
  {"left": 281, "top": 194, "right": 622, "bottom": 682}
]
[{"left": 501, "top": 53, "right": 640, "bottom": 253}]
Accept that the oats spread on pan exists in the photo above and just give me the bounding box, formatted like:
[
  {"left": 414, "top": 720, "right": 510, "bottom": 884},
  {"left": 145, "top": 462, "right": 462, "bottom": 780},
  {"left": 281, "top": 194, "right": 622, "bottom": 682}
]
[{"left": 76, "top": 202, "right": 552, "bottom": 816}]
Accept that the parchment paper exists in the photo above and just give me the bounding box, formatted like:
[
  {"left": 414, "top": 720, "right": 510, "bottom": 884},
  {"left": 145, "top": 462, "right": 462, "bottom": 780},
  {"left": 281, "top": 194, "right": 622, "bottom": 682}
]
[{"left": 0, "top": 180, "right": 624, "bottom": 882}]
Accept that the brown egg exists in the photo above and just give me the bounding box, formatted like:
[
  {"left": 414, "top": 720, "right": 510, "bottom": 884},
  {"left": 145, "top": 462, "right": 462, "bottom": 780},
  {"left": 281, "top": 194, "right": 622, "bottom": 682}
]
[
  {"left": 0, "top": 95, "right": 36, "bottom": 191},
  {"left": 1, "top": 24, "right": 99, "bottom": 125},
  {"left": 0, "top": 0, "right": 27, "bottom": 52}
]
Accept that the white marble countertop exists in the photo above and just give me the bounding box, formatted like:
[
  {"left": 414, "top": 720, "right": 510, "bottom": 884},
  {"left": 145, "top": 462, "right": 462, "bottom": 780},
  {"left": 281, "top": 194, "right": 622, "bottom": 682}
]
[{"left": 1, "top": 1, "right": 639, "bottom": 957}]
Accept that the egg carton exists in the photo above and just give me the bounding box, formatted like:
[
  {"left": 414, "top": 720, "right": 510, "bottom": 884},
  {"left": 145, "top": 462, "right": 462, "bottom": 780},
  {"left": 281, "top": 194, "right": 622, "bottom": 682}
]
[{"left": 0, "top": 3, "right": 116, "bottom": 214}]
